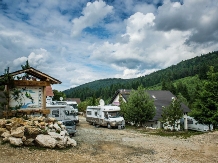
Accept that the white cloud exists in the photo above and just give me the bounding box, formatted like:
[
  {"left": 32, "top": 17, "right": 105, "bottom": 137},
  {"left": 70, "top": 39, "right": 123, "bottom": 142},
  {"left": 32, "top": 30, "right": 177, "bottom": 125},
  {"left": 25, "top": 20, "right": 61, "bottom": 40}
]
[
  {"left": 13, "top": 57, "right": 28, "bottom": 66},
  {"left": 71, "top": 0, "right": 113, "bottom": 37}
]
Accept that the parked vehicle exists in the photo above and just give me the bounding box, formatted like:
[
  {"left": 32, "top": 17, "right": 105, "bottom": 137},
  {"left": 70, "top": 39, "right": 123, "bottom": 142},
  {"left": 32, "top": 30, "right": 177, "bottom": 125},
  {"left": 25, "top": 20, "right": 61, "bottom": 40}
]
[
  {"left": 185, "top": 116, "right": 213, "bottom": 132},
  {"left": 52, "top": 101, "right": 78, "bottom": 113},
  {"left": 46, "top": 104, "right": 79, "bottom": 124},
  {"left": 60, "top": 120, "right": 76, "bottom": 137},
  {"left": 86, "top": 99, "right": 125, "bottom": 129}
]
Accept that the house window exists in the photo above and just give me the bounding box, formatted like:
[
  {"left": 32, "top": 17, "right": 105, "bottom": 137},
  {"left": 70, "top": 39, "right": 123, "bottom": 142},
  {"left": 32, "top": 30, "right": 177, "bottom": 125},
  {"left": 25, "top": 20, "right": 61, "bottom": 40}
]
[
  {"left": 151, "top": 124, "right": 153, "bottom": 127},
  {"left": 95, "top": 112, "right": 97, "bottom": 116}
]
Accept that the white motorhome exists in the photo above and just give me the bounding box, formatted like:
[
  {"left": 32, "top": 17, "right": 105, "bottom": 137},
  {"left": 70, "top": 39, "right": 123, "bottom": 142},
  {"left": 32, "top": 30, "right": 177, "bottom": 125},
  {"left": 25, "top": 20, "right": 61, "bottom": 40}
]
[
  {"left": 53, "top": 101, "right": 78, "bottom": 113},
  {"left": 86, "top": 100, "right": 125, "bottom": 129},
  {"left": 46, "top": 104, "right": 79, "bottom": 123},
  {"left": 186, "top": 116, "right": 213, "bottom": 132}
]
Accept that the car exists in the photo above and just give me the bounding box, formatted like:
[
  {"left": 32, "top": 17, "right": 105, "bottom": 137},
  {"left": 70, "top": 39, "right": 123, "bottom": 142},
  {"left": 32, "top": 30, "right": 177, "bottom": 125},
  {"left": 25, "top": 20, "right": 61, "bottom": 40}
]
[{"left": 61, "top": 120, "right": 77, "bottom": 137}]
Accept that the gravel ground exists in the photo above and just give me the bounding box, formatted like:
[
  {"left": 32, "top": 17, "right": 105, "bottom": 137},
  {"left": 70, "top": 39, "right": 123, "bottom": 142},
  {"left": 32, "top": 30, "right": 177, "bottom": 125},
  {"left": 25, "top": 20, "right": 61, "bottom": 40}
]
[{"left": 1, "top": 116, "right": 218, "bottom": 163}]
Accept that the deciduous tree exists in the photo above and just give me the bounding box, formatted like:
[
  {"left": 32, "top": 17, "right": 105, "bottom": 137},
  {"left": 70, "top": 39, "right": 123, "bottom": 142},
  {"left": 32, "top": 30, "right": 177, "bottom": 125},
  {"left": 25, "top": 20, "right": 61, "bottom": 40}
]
[
  {"left": 120, "top": 85, "right": 155, "bottom": 127},
  {"left": 160, "top": 98, "right": 183, "bottom": 131}
]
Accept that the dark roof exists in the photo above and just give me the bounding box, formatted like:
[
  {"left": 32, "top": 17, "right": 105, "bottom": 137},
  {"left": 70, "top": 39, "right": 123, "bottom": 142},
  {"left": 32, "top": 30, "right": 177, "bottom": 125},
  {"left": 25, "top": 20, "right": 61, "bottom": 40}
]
[
  {"left": 0, "top": 67, "right": 61, "bottom": 84},
  {"left": 110, "top": 89, "right": 190, "bottom": 121}
]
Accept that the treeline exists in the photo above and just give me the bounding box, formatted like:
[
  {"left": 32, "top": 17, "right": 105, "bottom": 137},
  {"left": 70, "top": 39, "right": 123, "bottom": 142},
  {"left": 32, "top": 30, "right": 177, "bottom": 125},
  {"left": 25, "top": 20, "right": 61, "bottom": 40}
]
[{"left": 63, "top": 51, "right": 218, "bottom": 104}]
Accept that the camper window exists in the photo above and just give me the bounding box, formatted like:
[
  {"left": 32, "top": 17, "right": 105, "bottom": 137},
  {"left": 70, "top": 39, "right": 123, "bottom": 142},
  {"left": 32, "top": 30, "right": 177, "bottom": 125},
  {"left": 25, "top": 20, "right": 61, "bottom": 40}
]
[
  {"left": 52, "top": 110, "right": 59, "bottom": 117},
  {"left": 87, "top": 111, "right": 91, "bottom": 115},
  {"left": 64, "top": 110, "right": 70, "bottom": 115},
  {"left": 107, "top": 111, "right": 120, "bottom": 118}
]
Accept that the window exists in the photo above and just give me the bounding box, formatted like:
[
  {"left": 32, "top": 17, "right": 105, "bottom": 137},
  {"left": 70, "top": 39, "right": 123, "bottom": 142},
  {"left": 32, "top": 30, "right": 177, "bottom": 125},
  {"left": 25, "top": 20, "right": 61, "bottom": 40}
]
[
  {"left": 95, "top": 112, "right": 97, "bottom": 116},
  {"left": 64, "top": 121, "right": 75, "bottom": 126},
  {"left": 52, "top": 110, "right": 59, "bottom": 117},
  {"left": 87, "top": 111, "right": 92, "bottom": 115}
]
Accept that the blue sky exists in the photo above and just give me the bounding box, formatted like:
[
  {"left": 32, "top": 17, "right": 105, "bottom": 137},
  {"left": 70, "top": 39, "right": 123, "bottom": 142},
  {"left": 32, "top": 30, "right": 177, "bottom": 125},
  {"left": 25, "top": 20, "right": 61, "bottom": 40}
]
[{"left": 0, "top": 0, "right": 218, "bottom": 91}]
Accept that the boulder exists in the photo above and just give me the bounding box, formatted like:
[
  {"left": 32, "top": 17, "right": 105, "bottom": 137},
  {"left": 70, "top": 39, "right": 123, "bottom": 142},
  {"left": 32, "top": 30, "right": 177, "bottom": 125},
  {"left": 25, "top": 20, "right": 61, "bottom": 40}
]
[
  {"left": 1, "top": 131, "right": 11, "bottom": 142},
  {"left": 35, "top": 134, "right": 57, "bottom": 148},
  {"left": 0, "top": 128, "right": 7, "bottom": 135},
  {"left": 56, "top": 137, "right": 68, "bottom": 149},
  {"left": 5, "top": 123, "right": 13, "bottom": 130},
  {"left": 48, "top": 117, "right": 56, "bottom": 122},
  {"left": 0, "top": 119, "right": 6, "bottom": 128},
  {"left": 48, "top": 132, "right": 63, "bottom": 139},
  {"left": 8, "top": 137, "right": 23, "bottom": 146},
  {"left": 33, "top": 121, "right": 39, "bottom": 126},
  {"left": 26, "top": 126, "right": 40, "bottom": 135},
  {"left": 53, "top": 123, "right": 61, "bottom": 131},
  {"left": 10, "top": 126, "right": 25, "bottom": 138},
  {"left": 22, "top": 136, "right": 26, "bottom": 142},
  {"left": 66, "top": 137, "right": 77, "bottom": 147}
]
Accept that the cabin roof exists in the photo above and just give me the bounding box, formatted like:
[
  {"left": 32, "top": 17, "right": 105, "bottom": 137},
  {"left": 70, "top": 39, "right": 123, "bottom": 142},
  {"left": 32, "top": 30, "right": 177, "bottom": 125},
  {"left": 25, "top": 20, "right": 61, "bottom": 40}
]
[{"left": 0, "top": 67, "right": 61, "bottom": 84}]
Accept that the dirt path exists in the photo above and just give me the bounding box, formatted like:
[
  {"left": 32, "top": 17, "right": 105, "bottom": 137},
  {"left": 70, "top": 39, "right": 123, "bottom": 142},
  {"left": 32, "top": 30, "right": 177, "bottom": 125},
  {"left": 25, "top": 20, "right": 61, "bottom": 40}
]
[{"left": 0, "top": 116, "right": 218, "bottom": 163}]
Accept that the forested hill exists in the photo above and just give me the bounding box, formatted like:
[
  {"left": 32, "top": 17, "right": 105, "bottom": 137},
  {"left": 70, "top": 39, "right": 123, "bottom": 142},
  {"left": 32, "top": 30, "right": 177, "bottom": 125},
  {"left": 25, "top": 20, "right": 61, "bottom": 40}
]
[{"left": 63, "top": 51, "right": 218, "bottom": 101}]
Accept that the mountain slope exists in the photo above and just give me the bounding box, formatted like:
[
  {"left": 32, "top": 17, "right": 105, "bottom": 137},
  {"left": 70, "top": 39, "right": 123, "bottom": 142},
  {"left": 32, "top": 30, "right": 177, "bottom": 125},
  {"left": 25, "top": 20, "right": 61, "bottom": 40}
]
[{"left": 63, "top": 51, "right": 218, "bottom": 101}]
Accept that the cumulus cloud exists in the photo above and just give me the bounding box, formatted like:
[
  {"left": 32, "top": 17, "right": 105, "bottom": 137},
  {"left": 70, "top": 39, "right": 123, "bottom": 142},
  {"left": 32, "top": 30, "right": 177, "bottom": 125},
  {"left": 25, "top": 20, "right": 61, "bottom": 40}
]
[
  {"left": 71, "top": 0, "right": 113, "bottom": 37},
  {"left": 12, "top": 48, "right": 50, "bottom": 68},
  {"left": 155, "top": 0, "right": 218, "bottom": 44},
  {"left": 90, "top": 0, "right": 218, "bottom": 79}
]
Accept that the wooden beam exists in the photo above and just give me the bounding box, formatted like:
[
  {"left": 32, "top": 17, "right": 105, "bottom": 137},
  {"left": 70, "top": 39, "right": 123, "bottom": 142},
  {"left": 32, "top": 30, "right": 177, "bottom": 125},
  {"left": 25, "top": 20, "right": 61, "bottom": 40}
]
[
  {"left": 43, "top": 86, "right": 46, "bottom": 110},
  {"left": 14, "top": 80, "right": 50, "bottom": 86}
]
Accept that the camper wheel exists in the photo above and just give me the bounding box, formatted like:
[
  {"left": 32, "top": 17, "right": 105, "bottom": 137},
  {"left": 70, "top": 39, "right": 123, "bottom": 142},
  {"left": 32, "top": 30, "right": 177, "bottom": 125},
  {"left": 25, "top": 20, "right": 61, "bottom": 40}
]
[{"left": 107, "top": 123, "right": 111, "bottom": 129}]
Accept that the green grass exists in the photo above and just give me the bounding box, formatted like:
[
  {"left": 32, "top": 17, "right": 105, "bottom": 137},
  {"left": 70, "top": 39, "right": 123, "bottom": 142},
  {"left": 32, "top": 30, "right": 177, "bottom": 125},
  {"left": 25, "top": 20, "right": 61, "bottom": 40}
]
[
  {"left": 140, "top": 129, "right": 205, "bottom": 139},
  {"left": 125, "top": 124, "right": 206, "bottom": 139}
]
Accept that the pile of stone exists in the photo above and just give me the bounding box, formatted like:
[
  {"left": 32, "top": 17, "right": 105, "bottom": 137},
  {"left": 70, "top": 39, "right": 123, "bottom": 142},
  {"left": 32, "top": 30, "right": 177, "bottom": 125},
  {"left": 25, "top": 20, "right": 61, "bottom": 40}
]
[{"left": 0, "top": 116, "right": 77, "bottom": 149}]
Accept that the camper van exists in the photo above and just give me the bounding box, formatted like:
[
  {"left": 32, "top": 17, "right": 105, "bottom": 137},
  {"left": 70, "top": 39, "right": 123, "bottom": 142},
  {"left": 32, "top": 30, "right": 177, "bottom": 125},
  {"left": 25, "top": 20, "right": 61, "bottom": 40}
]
[
  {"left": 46, "top": 104, "right": 79, "bottom": 124},
  {"left": 86, "top": 100, "right": 125, "bottom": 129},
  {"left": 185, "top": 116, "right": 213, "bottom": 132},
  {"left": 53, "top": 101, "right": 78, "bottom": 113}
]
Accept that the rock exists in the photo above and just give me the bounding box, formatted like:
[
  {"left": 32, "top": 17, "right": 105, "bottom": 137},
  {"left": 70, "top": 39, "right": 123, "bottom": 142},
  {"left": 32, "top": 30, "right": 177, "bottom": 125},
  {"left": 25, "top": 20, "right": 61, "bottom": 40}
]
[
  {"left": 26, "top": 126, "right": 40, "bottom": 135},
  {"left": 60, "top": 131, "right": 66, "bottom": 136},
  {"left": 1, "top": 131, "right": 11, "bottom": 142},
  {"left": 24, "top": 138, "right": 35, "bottom": 146},
  {"left": 11, "top": 117, "right": 25, "bottom": 125},
  {"left": 48, "top": 124, "right": 54, "bottom": 129},
  {"left": 10, "top": 126, "right": 25, "bottom": 138},
  {"left": 53, "top": 123, "right": 61, "bottom": 131},
  {"left": 48, "top": 132, "right": 62, "bottom": 139},
  {"left": 48, "top": 117, "right": 56, "bottom": 122},
  {"left": 60, "top": 125, "right": 66, "bottom": 130},
  {"left": 22, "top": 136, "right": 26, "bottom": 142},
  {"left": 34, "top": 121, "right": 39, "bottom": 126},
  {"left": 35, "top": 134, "right": 57, "bottom": 148},
  {"left": 66, "top": 137, "right": 77, "bottom": 147},
  {"left": 9, "top": 137, "right": 23, "bottom": 146},
  {"left": 5, "top": 123, "right": 13, "bottom": 130},
  {"left": 40, "top": 122, "right": 45, "bottom": 126},
  {"left": 0, "top": 118, "right": 6, "bottom": 128},
  {"left": 0, "top": 127, "right": 7, "bottom": 135},
  {"left": 56, "top": 137, "right": 68, "bottom": 149}
]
